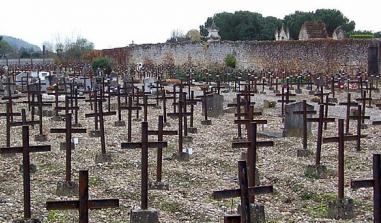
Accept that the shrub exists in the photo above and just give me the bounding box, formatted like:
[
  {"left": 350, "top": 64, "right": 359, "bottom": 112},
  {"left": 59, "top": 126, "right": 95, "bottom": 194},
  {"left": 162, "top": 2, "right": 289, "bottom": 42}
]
[
  {"left": 349, "top": 34, "right": 374, "bottom": 39},
  {"left": 224, "top": 54, "right": 236, "bottom": 69}
]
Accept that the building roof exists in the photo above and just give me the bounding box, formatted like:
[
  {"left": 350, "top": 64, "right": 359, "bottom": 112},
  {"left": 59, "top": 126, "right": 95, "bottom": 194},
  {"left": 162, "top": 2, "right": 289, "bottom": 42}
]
[{"left": 300, "top": 21, "right": 328, "bottom": 39}]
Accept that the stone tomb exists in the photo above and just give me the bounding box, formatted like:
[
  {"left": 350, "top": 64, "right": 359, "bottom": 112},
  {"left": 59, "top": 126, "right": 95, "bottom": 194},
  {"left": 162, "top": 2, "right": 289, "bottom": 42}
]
[
  {"left": 201, "top": 93, "right": 224, "bottom": 117},
  {"left": 283, "top": 101, "right": 314, "bottom": 137},
  {"left": 143, "top": 77, "right": 157, "bottom": 94}
]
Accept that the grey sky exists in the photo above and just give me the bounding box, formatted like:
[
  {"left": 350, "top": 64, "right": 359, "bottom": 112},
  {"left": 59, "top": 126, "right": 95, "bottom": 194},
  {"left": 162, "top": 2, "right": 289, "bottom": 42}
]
[{"left": 0, "top": 0, "right": 379, "bottom": 49}]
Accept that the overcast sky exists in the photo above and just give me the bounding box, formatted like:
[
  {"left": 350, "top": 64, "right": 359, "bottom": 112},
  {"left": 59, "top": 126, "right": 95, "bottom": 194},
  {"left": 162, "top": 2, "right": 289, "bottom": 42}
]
[{"left": 0, "top": 0, "right": 380, "bottom": 49}]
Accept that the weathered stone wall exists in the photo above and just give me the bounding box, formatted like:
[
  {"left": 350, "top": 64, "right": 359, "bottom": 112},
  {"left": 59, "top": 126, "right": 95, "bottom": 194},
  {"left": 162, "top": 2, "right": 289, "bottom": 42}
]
[
  {"left": 102, "top": 39, "right": 379, "bottom": 74},
  {"left": 0, "top": 58, "right": 54, "bottom": 66}
]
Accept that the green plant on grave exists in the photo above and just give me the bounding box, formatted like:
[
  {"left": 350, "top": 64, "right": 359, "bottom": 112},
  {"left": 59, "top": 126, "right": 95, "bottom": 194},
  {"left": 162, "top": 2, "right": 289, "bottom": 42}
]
[
  {"left": 305, "top": 203, "right": 328, "bottom": 218},
  {"left": 46, "top": 210, "right": 72, "bottom": 222},
  {"left": 301, "top": 192, "right": 336, "bottom": 218},
  {"left": 89, "top": 176, "right": 101, "bottom": 187},
  {"left": 47, "top": 210, "right": 59, "bottom": 222},
  {"left": 224, "top": 54, "right": 236, "bottom": 69},
  {"left": 174, "top": 66, "right": 187, "bottom": 81}
]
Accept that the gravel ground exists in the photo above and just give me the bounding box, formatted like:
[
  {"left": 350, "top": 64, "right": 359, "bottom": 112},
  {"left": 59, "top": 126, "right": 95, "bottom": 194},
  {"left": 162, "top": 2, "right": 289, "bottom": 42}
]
[{"left": 0, "top": 84, "right": 380, "bottom": 222}]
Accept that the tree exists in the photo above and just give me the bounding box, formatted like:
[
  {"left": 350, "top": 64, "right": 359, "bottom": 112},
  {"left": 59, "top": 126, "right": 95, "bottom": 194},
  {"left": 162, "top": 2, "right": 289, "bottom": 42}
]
[
  {"left": 374, "top": 32, "right": 381, "bottom": 38},
  {"left": 65, "top": 37, "right": 94, "bottom": 61},
  {"left": 186, "top": 29, "right": 201, "bottom": 43},
  {"left": 166, "top": 29, "right": 189, "bottom": 43},
  {"left": 283, "top": 11, "right": 314, "bottom": 39},
  {"left": 260, "top": 16, "right": 283, "bottom": 40},
  {"left": 91, "top": 56, "right": 113, "bottom": 75},
  {"left": 200, "top": 9, "right": 356, "bottom": 41},
  {"left": 200, "top": 11, "right": 271, "bottom": 41},
  {"left": 0, "top": 37, "right": 14, "bottom": 57},
  {"left": 52, "top": 36, "right": 94, "bottom": 63},
  {"left": 314, "top": 9, "right": 355, "bottom": 35}
]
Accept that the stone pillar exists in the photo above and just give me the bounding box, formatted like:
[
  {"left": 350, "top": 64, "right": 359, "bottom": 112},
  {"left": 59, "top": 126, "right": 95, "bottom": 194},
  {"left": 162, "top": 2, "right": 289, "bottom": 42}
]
[{"left": 368, "top": 41, "right": 379, "bottom": 76}]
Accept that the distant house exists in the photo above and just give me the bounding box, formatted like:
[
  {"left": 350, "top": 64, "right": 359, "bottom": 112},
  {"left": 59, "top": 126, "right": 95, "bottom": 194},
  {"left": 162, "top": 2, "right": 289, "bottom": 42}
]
[
  {"left": 298, "top": 21, "right": 328, "bottom": 40},
  {"left": 275, "top": 25, "right": 290, "bottom": 41},
  {"left": 332, "top": 26, "right": 346, "bottom": 40}
]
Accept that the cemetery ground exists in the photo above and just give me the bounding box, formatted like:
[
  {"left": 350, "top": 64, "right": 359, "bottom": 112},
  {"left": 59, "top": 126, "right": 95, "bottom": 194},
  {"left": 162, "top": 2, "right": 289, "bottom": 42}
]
[{"left": 0, "top": 86, "right": 379, "bottom": 222}]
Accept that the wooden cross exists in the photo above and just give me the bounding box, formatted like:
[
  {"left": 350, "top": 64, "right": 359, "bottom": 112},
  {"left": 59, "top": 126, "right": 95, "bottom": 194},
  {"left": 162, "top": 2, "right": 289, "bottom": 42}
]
[
  {"left": 67, "top": 87, "right": 85, "bottom": 126},
  {"left": 339, "top": 93, "right": 358, "bottom": 134},
  {"left": 321, "top": 94, "right": 336, "bottom": 130},
  {"left": 149, "top": 78, "right": 164, "bottom": 107},
  {"left": 168, "top": 84, "right": 181, "bottom": 113},
  {"left": 185, "top": 90, "right": 201, "bottom": 131},
  {"left": 55, "top": 94, "right": 80, "bottom": 118},
  {"left": 228, "top": 94, "right": 256, "bottom": 139},
  {"left": 259, "top": 77, "right": 267, "bottom": 94},
  {"left": 351, "top": 154, "right": 381, "bottom": 223},
  {"left": 29, "top": 93, "right": 52, "bottom": 137},
  {"left": 85, "top": 98, "right": 116, "bottom": 154},
  {"left": 0, "top": 102, "right": 21, "bottom": 147},
  {"left": 307, "top": 104, "right": 336, "bottom": 166},
  {"left": 212, "top": 160, "right": 273, "bottom": 223},
  {"left": 85, "top": 90, "right": 107, "bottom": 132},
  {"left": 10, "top": 108, "right": 39, "bottom": 128},
  {"left": 347, "top": 105, "right": 369, "bottom": 151},
  {"left": 50, "top": 113, "right": 86, "bottom": 183},
  {"left": 273, "top": 77, "right": 281, "bottom": 93},
  {"left": 276, "top": 82, "right": 296, "bottom": 118},
  {"left": 167, "top": 97, "right": 192, "bottom": 156},
  {"left": 364, "top": 80, "right": 377, "bottom": 108},
  {"left": 197, "top": 88, "right": 214, "bottom": 124},
  {"left": 314, "top": 86, "right": 330, "bottom": 104},
  {"left": 148, "top": 115, "right": 177, "bottom": 183},
  {"left": 0, "top": 125, "right": 51, "bottom": 220},
  {"left": 136, "top": 94, "right": 156, "bottom": 122},
  {"left": 120, "top": 96, "right": 141, "bottom": 142},
  {"left": 112, "top": 85, "right": 129, "bottom": 125},
  {"left": 232, "top": 121, "right": 273, "bottom": 203},
  {"left": 1, "top": 77, "right": 21, "bottom": 122},
  {"left": 322, "top": 119, "right": 350, "bottom": 201},
  {"left": 293, "top": 100, "right": 317, "bottom": 150},
  {"left": 355, "top": 90, "right": 372, "bottom": 125},
  {"left": 330, "top": 75, "right": 338, "bottom": 99},
  {"left": 121, "top": 121, "right": 167, "bottom": 209},
  {"left": 47, "top": 84, "right": 68, "bottom": 118},
  {"left": 46, "top": 170, "right": 119, "bottom": 223}
]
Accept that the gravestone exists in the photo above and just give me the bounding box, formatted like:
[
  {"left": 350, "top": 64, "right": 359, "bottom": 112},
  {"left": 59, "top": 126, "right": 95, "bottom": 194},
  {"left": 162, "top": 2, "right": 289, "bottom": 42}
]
[
  {"left": 15, "top": 72, "right": 29, "bottom": 86},
  {"left": 108, "top": 73, "right": 119, "bottom": 91},
  {"left": 144, "top": 77, "right": 156, "bottom": 93},
  {"left": 3, "top": 78, "right": 16, "bottom": 96},
  {"left": 202, "top": 93, "right": 224, "bottom": 117},
  {"left": 283, "top": 101, "right": 314, "bottom": 137},
  {"left": 78, "top": 75, "right": 92, "bottom": 89}
]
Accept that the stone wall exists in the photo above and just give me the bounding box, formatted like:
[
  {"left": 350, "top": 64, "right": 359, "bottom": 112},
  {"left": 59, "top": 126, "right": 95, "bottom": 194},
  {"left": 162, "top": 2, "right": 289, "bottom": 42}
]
[
  {"left": 0, "top": 58, "right": 54, "bottom": 66},
  {"left": 102, "top": 39, "right": 380, "bottom": 74}
]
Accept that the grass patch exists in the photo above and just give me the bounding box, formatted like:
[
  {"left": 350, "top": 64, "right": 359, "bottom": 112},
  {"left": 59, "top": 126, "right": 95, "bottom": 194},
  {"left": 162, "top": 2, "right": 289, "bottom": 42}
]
[
  {"left": 89, "top": 176, "right": 101, "bottom": 187},
  {"left": 305, "top": 203, "right": 328, "bottom": 218},
  {"left": 301, "top": 192, "right": 336, "bottom": 218},
  {"left": 159, "top": 200, "right": 184, "bottom": 213},
  {"left": 290, "top": 183, "right": 304, "bottom": 193},
  {"left": 40, "top": 163, "right": 61, "bottom": 173},
  {"left": 300, "top": 191, "right": 336, "bottom": 203},
  {"left": 46, "top": 210, "right": 73, "bottom": 223}
]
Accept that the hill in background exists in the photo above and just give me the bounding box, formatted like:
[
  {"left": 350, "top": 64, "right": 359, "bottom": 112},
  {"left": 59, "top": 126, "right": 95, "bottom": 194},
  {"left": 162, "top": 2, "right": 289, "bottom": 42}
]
[{"left": 1, "top": 35, "right": 41, "bottom": 52}]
